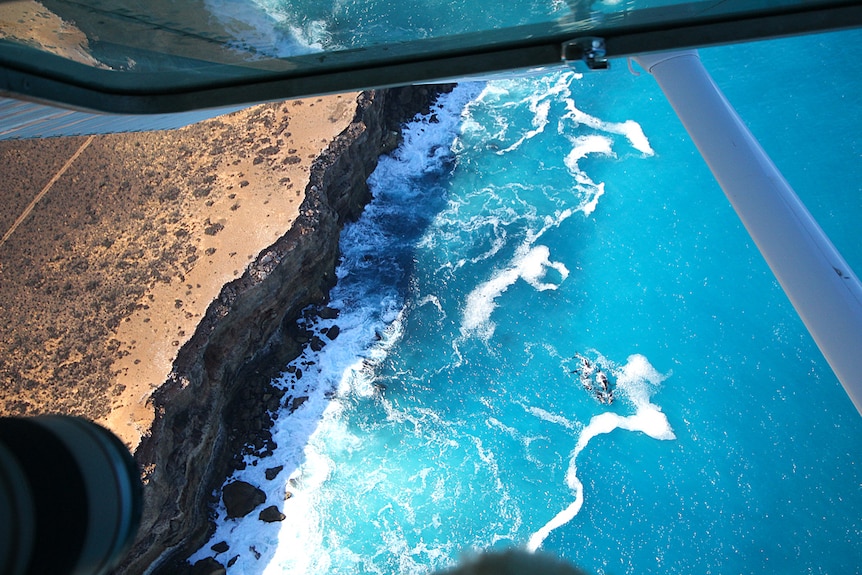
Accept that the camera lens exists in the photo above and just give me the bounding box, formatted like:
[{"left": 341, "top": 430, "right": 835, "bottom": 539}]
[{"left": 0, "top": 416, "right": 142, "bottom": 575}]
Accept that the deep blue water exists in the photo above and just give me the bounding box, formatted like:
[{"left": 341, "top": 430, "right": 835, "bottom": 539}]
[{"left": 192, "top": 28, "right": 862, "bottom": 575}]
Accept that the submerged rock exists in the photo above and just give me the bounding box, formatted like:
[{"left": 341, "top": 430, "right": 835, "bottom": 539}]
[{"left": 289, "top": 395, "right": 309, "bottom": 412}]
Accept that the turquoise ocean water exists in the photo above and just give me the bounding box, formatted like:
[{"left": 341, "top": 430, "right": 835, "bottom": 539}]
[{"left": 191, "top": 27, "right": 862, "bottom": 575}]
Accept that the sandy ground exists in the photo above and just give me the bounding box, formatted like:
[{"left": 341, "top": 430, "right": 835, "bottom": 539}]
[
  {"left": 0, "top": 0, "right": 105, "bottom": 67},
  {"left": 0, "top": 93, "right": 358, "bottom": 450}
]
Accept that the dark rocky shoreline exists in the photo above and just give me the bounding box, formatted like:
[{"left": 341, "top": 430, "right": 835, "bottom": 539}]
[{"left": 120, "top": 85, "right": 453, "bottom": 575}]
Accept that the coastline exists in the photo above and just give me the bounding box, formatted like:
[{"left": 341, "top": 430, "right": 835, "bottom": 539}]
[
  {"left": 104, "top": 95, "right": 358, "bottom": 451},
  {"left": 0, "top": 85, "right": 452, "bottom": 574},
  {"left": 134, "top": 85, "right": 454, "bottom": 575},
  {"left": 0, "top": 93, "right": 357, "bottom": 448}
]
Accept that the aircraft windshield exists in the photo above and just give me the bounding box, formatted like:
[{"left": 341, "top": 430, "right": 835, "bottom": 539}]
[{"left": 0, "top": 0, "right": 859, "bottom": 112}]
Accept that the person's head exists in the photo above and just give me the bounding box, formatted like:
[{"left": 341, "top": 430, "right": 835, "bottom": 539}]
[{"left": 438, "top": 549, "right": 588, "bottom": 575}]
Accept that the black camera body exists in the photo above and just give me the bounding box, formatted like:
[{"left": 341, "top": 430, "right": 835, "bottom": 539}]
[{"left": 0, "top": 416, "right": 142, "bottom": 575}]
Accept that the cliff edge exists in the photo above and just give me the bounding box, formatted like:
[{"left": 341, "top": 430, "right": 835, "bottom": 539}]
[
  {"left": 124, "top": 85, "right": 452, "bottom": 574},
  {"left": 0, "top": 84, "right": 451, "bottom": 574}
]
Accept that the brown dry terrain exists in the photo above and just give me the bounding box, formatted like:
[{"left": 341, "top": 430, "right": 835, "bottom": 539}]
[
  {"left": 0, "top": 94, "right": 358, "bottom": 450},
  {"left": 0, "top": 0, "right": 106, "bottom": 67}
]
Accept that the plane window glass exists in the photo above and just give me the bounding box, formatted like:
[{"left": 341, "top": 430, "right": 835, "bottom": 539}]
[{"left": 0, "top": 0, "right": 859, "bottom": 112}]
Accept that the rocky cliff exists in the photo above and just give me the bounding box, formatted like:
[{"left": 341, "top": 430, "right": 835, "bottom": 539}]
[{"left": 121, "top": 85, "right": 453, "bottom": 575}]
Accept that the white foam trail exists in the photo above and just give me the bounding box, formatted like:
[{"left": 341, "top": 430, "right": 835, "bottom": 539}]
[
  {"left": 498, "top": 99, "right": 551, "bottom": 154},
  {"left": 490, "top": 72, "right": 572, "bottom": 155},
  {"left": 523, "top": 405, "right": 579, "bottom": 431},
  {"left": 579, "top": 183, "right": 604, "bottom": 217},
  {"left": 460, "top": 201, "right": 576, "bottom": 339},
  {"left": 464, "top": 70, "right": 652, "bottom": 220},
  {"left": 461, "top": 244, "right": 568, "bottom": 338},
  {"left": 562, "top": 134, "right": 614, "bottom": 216},
  {"left": 553, "top": 89, "right": 653, "bottom": 216},
  {"left": 564, "top": 134, "right": 614, "bottom": 167},
  {"left": 527, "top": 354, "right": 674, "bottom": 552},
  {"left": 562, "top": 100, "right": 655, "bottom": 156},
  {"left": 416, "top": 294, "right": 446, "bottom": 317}
]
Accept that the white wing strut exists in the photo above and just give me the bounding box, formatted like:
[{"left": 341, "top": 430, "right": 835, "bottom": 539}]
[{"left": 634, "top": 50, "right": 862, "bottom": 415}]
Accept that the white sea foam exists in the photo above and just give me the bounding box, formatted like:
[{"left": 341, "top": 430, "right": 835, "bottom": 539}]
[
  {"left": 460, "top": 201, "right": 575, "bottom": 339},
  {"left": 471, "top": 71, "right": 652, "bottom": 219},
  {"left": 561, "top": 133, "right": 613, "bottom": 216},
  {"left": 461, "top": 243, "right": 568, "bottom": 338},
  {"left": 523, "top": 405, "right": 580, "bottom": 431},
  {"left": 498, "top": 98, "right": 551, "bottom": 154},
  {"left": 416, "top": 294, "right": 446, "bottom": 316},
  {"left": 564, "top": 134, "right": 615, "bottom": 168},
  {"left": 526, "top": 79, "right": 653, "bottom": 216},
  {"left": 489, "top": 72, "right": 575, "bottom": 156},
  {"left": 527, "top": 354, "right": 675, "bottom": 552},
  {"left": 202, "top": 0, "right": 328, "bottom": 58},
  {"left": 562, "top": 100, "right": 655, "bottom": 156}
]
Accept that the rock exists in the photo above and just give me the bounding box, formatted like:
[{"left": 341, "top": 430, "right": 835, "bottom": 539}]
[
  {"left": 383, "top": 130, "right": 399, "bottom": 150},
  {"left": 265, "top": 394, "right": 280, "bottom": 411},
  {"left": 259, "top": 505, "right": 286, "bottom": 523},
  {"left": 190, "top": 557, "right": 226, "bottom": 575},
  {"left": 222, "top": 481, "right": 266, "bottom": 518},
  {"left": 264, "top": 465, "right": 284, "bottom": 480},
  {"left": 289, "top": 396, "right": 308, "bottom": 413},
  {"left": 325, "top": 325, "right": 340, "bottom": 340},
  {"left": 319, "top": 307, "right": 339, "bottom": 319},
  {"left": 210, "top": 541, "right": 229, "bottom": 554},
  {"left": 310, "top": 335, "right": 325, "bottom": 351}
]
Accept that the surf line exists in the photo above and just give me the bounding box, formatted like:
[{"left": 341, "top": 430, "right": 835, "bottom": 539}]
[{"left": 527, "top": 365, "right": 675, "bottom": 551}]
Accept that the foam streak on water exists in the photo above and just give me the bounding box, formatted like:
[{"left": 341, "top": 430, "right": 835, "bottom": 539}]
[
  {"left": 527, "top": 354, "right": 675, "bottom": 552},
  {"left": 460, "top": 243, "right": 569, "bottom": 339}
]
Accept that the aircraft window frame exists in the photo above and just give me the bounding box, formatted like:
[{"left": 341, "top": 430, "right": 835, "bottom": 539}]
[{"left": 0, "top": 0, "right": 860, "bottom": 113}]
